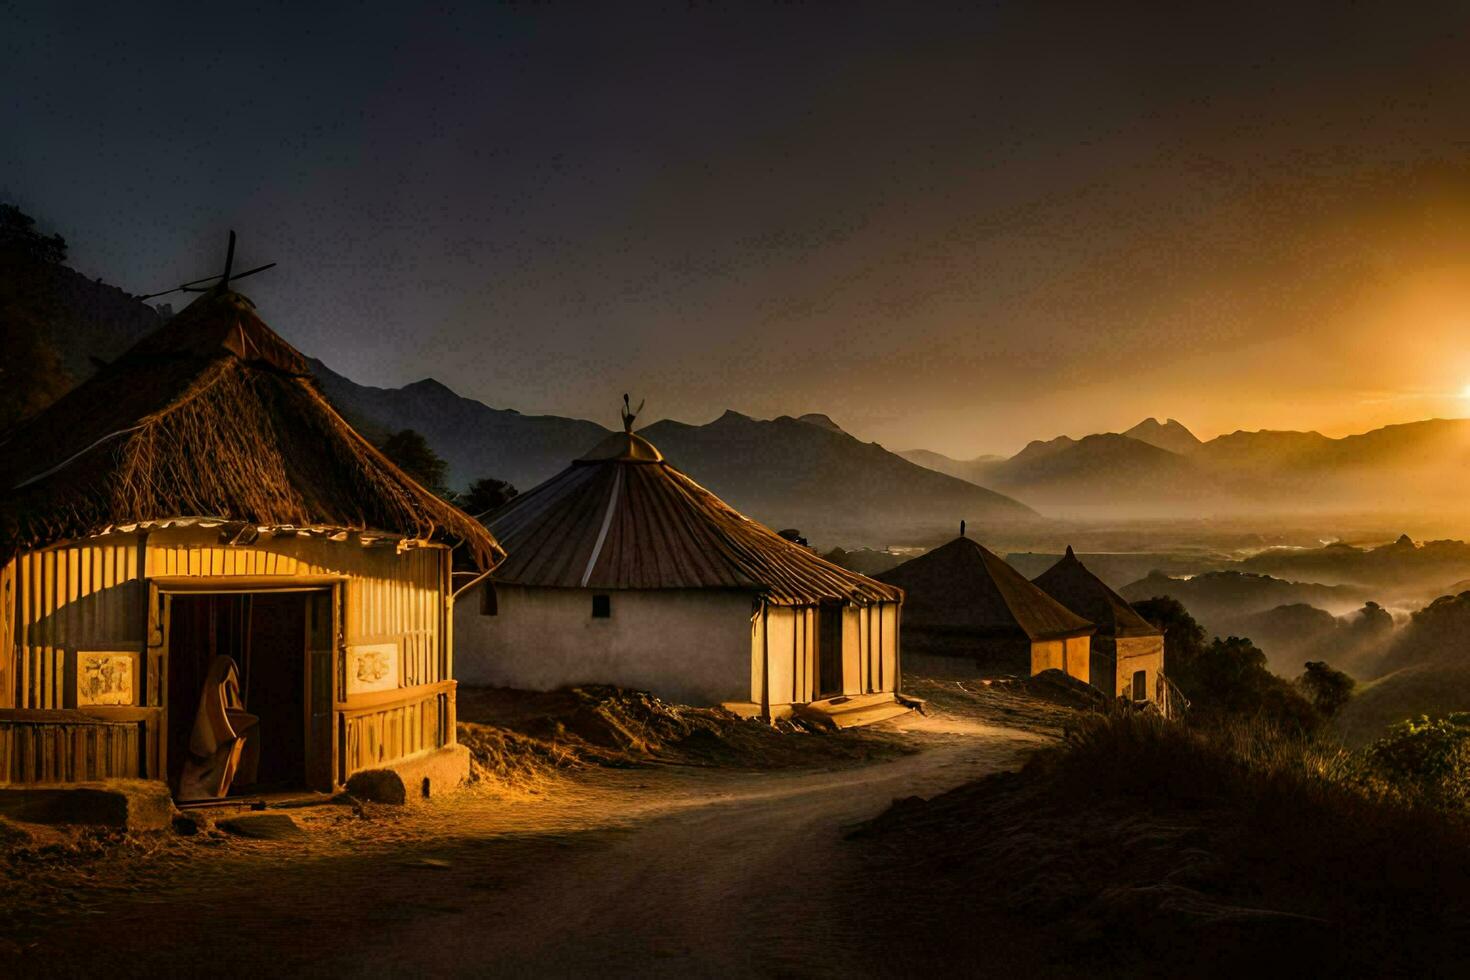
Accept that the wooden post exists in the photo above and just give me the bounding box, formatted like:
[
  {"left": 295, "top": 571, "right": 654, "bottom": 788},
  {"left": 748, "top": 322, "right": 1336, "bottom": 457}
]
[{"left": 759, "top": 601, "right": 770, "bottom": 721}]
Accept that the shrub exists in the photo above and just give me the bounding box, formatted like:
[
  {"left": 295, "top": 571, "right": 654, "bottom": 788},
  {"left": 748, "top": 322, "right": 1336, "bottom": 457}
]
[{"left": 1355, "top": 713, "right": 1470, "bottom": 810}]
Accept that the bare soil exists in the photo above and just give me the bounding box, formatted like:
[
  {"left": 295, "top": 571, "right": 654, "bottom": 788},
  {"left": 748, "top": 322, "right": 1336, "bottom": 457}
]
[{"left": 0, "top": 679, "right": 1072, "bottom": 978}]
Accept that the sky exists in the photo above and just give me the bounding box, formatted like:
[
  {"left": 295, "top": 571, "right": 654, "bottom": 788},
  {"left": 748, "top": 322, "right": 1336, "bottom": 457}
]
[{"left": 4, "top": 1, "right": 1470, "bottom": 457}]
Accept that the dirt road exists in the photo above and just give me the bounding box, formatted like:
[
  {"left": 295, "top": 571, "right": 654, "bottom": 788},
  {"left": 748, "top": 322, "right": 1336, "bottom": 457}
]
[{"left": 5, "top": 713, "right": 1047, "bottom": 978}]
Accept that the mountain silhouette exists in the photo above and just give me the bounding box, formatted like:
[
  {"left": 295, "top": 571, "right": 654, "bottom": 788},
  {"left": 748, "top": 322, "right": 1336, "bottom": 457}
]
[{"left": 1123, "top": 417, "right": 1203, "bottom": 455}]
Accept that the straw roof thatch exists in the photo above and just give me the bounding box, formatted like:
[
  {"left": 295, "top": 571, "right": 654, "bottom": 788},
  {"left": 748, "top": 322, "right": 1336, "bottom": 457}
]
[
  {"left": 487, "top": 429, "right": 901, "bottom": 606},
  {"left": 1031, "top": 546, "right": 1160, "bottom": 639},
  {"left": 875, "top": 537, "right": 1093, "bottom": 640},
  {"left": 0, "top": 289, "right": 503, "bottom": 569}
]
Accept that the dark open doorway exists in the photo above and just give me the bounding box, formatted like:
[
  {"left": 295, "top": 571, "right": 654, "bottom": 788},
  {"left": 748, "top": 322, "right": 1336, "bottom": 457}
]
[
  {"left": 817, "top": 602, "right": 845, "bottom": 698},
  {"left": 166, "top": 591, "right": 309, "bottom": 795}
]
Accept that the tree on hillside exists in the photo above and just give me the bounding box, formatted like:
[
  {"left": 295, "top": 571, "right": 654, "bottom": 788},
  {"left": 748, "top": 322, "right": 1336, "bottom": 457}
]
[
  {"left": 1299, "top": 661, "right": 1355, "bottom": 718},
  {"left": 378, "top": 429, "right": 448, "bottom": 494},
  {"left": 1193, "top": 636, "right": 1322, "bottom": 731},
  {"left": 460, "top": 477, "right": 518, "bottom": 518},
  {"left": 0, "top": 204, "right": 67, "bottom": 264}
]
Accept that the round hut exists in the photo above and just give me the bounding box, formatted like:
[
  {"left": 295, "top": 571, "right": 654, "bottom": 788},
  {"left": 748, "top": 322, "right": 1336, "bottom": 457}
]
[
  {"left": 875, "top": 535, "right": 1094, "bottom": 681},
  {"left": 455, "top": 413, "right": 904, "bottom": 721},
  {"left": 1031, "top": 546, "right": 1164, "bottom": 703},
  {"left": 0, "top": 288, "right": 502, "bottom": 797}
]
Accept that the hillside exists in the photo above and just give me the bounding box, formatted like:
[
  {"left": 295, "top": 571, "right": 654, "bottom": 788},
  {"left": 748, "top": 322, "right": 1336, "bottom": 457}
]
[
  {"left": 895, "top": 448, "right": 1004, "bottom": 485},
  {"left": 307, "top": 359, "right": 610, "bottom": 492},
  {"left": 1119, "top": 570, "right": 1371, "bottom": 622},
  {"left": 1, "top": 253, "right": 163, "bottom": 428},
  {"left": 1240, "top": 534, "right": 1470, "bottom": 591},
  {"left": 1335, "top": 661, "right": 1470, "bottom": 748},
  {"left": 639, "top": 410, "right": 1037, "bottom": 547}
]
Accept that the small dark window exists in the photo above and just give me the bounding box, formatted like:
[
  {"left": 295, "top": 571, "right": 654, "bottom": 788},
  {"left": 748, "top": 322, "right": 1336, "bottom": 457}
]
[
  {"left": 1132, "top": 670, "right": 1147, "bottom": 701},
  {"left": 480, "top": 583, "right": 498, "bottom": 616},
  {"left": 592, "top": 594, "right": 611, "bottom": 618}
]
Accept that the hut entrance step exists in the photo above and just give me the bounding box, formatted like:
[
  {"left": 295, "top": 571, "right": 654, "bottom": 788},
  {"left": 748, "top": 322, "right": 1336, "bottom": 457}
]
[{"left": 793, "top": 692, "right": 912, "bottom": 730}]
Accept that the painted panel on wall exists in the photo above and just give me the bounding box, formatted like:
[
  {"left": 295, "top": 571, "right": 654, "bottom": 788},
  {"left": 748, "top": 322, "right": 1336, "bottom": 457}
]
[
  {"left": 347, "top": 642, "right": 400, "bottom": 694},
  {"left": 76, "top": 651, "right": 136, "bottom": 706}
]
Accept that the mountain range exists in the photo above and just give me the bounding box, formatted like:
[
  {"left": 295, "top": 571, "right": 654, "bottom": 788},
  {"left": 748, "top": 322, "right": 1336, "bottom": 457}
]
[
  {"left": 314, "top": 363, "right": 1038, "bottom": 545},
  {"left": 902, "top": 416, "right": 1470, "bottom": 519}
]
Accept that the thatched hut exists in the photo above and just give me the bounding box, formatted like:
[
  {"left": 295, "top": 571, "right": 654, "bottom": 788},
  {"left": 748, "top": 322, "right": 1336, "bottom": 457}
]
[
  {"left": 455, "top": 423, "right": 905, "bottom": 722},
  {"left": 874, "top": 536, "right": 1093, "bottom": 681},
  {"left": 0, "top": 289, "right": 502, "bottom": 796},
  {"left": 1032, "top": 547, "right": 1164, "bottom": 703}
]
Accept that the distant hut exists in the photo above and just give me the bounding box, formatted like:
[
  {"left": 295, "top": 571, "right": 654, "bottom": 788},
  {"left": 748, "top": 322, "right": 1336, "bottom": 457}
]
[
  {"left": 1032, "top": 547, "right": 1164, "bottom": 703},
  {"left": 0, "top": 288, "right": 502, "bottom": 796},
  {"left": 455, "top": 407, "right": 905, "bottom": 723},
  {"left": 874, "top": 535, "right": 1093, "bottom": 681}
]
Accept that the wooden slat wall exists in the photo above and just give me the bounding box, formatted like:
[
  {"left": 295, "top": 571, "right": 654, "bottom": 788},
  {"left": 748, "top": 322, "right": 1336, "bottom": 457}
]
[
  {"left": 1, "top": 560, "right": 13, "bottom": 709},
  {"left": 10, "top": 530, "right": 445, "bottom": 711},
  {"left": 12, "top": 542, "right": 141, "bottom": 710},
  {"left": 0, "top": 720, "right": 142, "bottom": 783},
  {"left": 147, "top": 533, "right": 442, "bottom": 681},
  {"left": 4, "top": 527, "right": 451, "bottom": 786},
  {"left": 341, "top": 689, "right": 448, "bottom": 776}
]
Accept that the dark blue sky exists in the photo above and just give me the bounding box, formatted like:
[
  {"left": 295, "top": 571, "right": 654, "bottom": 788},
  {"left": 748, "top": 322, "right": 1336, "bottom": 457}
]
[{"left": 5, "top": 2, "right": 1470, "bottom": 454}]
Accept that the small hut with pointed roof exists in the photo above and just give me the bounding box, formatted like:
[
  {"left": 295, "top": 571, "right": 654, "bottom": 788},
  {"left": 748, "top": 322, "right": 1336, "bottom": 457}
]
[
  {"left": 1032, "top": 547, "right": 1164, "bottom": 703},
  {"left": 0, "top": 286, "right": 502, "bottom": 795},
  {"left": 874, "top": 535, "right": 1093, "bottom": 681},
  {"left": 456, "top": 408, "right": 904, "bottom": 720}
]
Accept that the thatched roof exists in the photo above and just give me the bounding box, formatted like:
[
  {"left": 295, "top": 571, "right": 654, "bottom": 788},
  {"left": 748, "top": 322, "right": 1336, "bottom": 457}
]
[
  {"left": 875, "top": 537, "right": 1093, "bottom": 640},
  {"left": 0, "top": 289, "right": 503, "bottom": 569},
  {"left": 487, "top": 429, "right": 901, "bottom": 606},
  {"left": 1031, "top": 546, "right": 1160, "bottom": 639}
]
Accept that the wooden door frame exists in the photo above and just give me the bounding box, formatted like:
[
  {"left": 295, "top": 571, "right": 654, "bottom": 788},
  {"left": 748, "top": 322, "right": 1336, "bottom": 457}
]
[{"left": 146, "top": 575, "right": 345, "bottom": 792}]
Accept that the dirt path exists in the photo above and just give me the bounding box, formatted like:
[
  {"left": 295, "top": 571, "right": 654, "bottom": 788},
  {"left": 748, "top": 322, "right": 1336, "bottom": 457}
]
[{"left": 5, "top": 713, "right": 1047, "bottom": 978}]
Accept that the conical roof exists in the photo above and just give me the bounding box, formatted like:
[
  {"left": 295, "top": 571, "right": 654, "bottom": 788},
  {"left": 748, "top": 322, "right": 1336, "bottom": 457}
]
[
  {"left": 0, "top": 289, "right": 504, "bottom": 569},
  {"left": 875, "top": 537, "right": 1093, "bottom": 640},
  {"left": 1031, "top": 546, "right": 1160, "bottom": 639},
  {"left": 486, "top": 431, "right": 900, "bottom": 606}
]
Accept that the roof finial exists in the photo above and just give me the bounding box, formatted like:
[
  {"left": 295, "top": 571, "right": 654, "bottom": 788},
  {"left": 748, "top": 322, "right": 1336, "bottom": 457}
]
[
  {"left": 960, "top": 519, "right": 966, "bottom": 538},
  {"left": 621, "top": 394, "right": 645, "bottom": 433},
  {"left": 136, "top": 230, "right": 277, "bottom": 301}
]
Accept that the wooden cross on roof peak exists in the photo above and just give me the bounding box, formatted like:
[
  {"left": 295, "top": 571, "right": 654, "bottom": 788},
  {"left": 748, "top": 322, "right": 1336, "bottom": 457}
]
[{"left": 137, "top": 230, "right": 276, "bottom": 301}]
